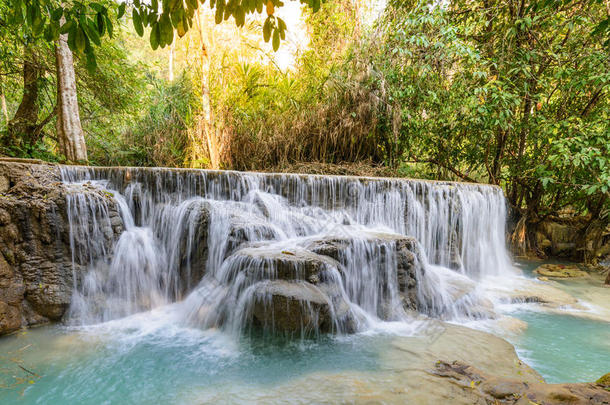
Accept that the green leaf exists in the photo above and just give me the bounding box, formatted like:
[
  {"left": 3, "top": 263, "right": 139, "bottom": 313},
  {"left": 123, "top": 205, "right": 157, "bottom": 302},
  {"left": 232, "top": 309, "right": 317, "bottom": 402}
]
[
  {"left": 235, "top": 6, "right": 245, "bottom": 27},
  {"left": 11, "top": 4, "right": 25, "bottom": 24},
  {"left": 159, "top": 13, "right": 174, "bottom": 47},
  {"left": 118, "top": 3, "right": 126, "bottom": 19},
  {"left": 26, "top": 3, "right": 35, "bottom": 27},
  {"left": 51, "top": 7, "right": 63, "bottom": 21},
  {"left": 150, "top": 23, "right": 161, "bottom": 50},
  {"left": 105, "top": 15, "right": 114, "bottom": 37},
  {"left": 186, "top": 0, "right": 199, "bottom": 10},
  {"left": 263, "top": 18, "right": 271, "bottom": 42},
  {"left": 97, "top": 12, "right": 106, "bottom": 35},
  {"left": 176, "top": 21, "right": 186, "bottom": 38},
  {"left": 272, "top": 28, "right": 280, "bottom": 51},
  {"left": 75, "top": 26, "right": 86, "bottom": 53},
  {"left": 90, "top": 2, "right": 104, "bottom": 13},
  {"left": 133, "top": 9, "right": 144, "bottom": 36},
  {"left": 170, "top": 7, "right": 183, "bottom": 27},
  {"left": 43, "top": 24, "right": 56, "bottom": 42},
  {"left": 82, "top": 17, "right": 101, "bottom": 46},
  {"left": 30, "top": 5, "right": 44, "bottom": 36},
  {"left": 67, "top": 24, "right": 77, "bottom": 50},
  {"left": 215, "top": 4, "right": 223, "bottom": 24}
]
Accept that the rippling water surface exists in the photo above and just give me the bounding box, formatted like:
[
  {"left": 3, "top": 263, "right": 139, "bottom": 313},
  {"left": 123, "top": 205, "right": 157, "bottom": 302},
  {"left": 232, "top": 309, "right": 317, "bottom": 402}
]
[{"left": 0, "top": 314, "right": 386, "bottom": 405}]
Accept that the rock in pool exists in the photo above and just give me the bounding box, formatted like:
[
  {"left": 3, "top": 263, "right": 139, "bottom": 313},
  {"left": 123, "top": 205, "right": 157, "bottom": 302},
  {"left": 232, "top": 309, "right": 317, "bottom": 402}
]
[{"left": 534, "top": 263, "right": 588, "bottom": 278}]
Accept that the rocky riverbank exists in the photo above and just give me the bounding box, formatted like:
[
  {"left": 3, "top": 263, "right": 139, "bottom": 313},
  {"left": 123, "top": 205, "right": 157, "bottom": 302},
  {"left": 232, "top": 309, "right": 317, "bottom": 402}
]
[
  {"left": 188, "top": 322, "right": 610, "bottom": 404},
  {"left": 521, "top": 215, "right": 610, "bottom": 284},
  {"left": 0, "top": 160, "right": 122, "bottom": 334}
]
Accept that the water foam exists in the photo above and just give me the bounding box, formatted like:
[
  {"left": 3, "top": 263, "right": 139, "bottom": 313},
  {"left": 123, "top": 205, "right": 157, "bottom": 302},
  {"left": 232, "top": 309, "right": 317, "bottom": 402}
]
[{"left": 61, "top": 166, "right": 515, "bottom": 336}]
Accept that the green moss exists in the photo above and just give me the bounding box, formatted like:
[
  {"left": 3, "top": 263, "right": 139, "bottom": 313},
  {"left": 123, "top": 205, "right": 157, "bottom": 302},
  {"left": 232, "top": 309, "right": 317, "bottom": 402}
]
[{"left": 596, "top": 373, "right": 610, "bottom": 387}]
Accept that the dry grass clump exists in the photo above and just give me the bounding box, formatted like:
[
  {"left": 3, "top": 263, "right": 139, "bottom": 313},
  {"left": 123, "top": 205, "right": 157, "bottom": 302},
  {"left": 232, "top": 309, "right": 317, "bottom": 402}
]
[
  {"left": 267, "top": 161, "right": 400, "bottom": 178},
  {"left": 213, "top": 56, "right": 399, "bottom": 173}
]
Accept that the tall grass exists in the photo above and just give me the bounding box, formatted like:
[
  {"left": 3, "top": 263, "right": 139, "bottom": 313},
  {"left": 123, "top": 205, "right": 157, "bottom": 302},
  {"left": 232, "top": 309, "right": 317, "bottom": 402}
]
[{"left": 201, "top": 0, "right": 400, "bottom": 171}]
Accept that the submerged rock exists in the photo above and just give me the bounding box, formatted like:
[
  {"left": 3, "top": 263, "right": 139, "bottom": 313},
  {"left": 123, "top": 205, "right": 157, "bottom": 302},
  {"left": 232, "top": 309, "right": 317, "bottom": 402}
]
[
  {"left": 597, "top": 373, "right": 610, "bottom": 388},
  {"left": 534, "top": 263, "right": 589, "bottom": 278}
]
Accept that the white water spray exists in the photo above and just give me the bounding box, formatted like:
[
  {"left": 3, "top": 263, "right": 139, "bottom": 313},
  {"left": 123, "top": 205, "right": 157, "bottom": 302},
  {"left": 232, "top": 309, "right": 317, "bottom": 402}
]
[{"left": 61, "top": 167, "right": 514, "bottom": 336}]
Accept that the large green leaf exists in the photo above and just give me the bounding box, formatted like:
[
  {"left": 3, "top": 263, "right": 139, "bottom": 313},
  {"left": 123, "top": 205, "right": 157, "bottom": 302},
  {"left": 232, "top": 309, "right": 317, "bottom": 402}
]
[
  {"left": 118, "top": 3, "right": 126, "bottom": 19},
  {"left": 159, "top": 13, "right": 174, "bottom": 47},
  {"left": 150, "top": 22, "right": 161, "bottom": 50},
  {"left": 272, "top": 28, "right": 280, "bottom": 51},
  {"left": 133, "top": 9, "right": 144, "bottom": 36},
  {"left": 263, "top": 17, "right": 271, "bottom": 42},
  {"left": 75, "top": 26, "right": 86, "bottom": 53}
]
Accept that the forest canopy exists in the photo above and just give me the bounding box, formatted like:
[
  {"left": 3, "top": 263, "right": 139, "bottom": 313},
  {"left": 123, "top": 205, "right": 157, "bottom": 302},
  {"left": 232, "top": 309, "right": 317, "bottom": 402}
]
[{"left": 0, "top": 0, "right": 609, "bottom": 257}]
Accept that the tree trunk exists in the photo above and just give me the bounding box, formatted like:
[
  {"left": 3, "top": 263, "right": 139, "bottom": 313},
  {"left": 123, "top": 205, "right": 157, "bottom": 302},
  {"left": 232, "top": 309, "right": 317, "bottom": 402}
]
[
  {"left": 55, "top": 27, "right": 87, "bottom": 162},
  {"left": 0, "top": 78, "right": 9, "bottom": 125},
  {"left": 194, "top": 10, "right": 219, "bottom": 169},
  {"left": 0, "top": 93, "right": 7, "bottom": 125},
  {"left": 169, "top": 40, "right": 175, "bottom": 82},
  {"left": 7, "top": 47, "right": 41, "bottom": 147}
]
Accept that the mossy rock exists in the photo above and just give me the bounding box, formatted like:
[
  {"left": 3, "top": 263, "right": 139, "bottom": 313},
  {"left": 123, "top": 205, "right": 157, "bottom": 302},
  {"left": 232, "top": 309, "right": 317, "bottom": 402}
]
[
  {"left": 534, "top": 263, "right": 588, "bottom": 278},
  {"left": 596, "top": 373, "right": 610, "bottom": 388}
]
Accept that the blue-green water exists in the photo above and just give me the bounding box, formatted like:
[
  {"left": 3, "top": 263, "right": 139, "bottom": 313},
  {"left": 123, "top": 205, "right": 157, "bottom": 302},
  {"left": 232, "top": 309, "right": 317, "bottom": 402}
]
[
  {"left": 506, "top": 260, "right": 610, "bottom": 383},
  {"left": 509, "top": 309, "right": 610, "bottom": 383},
  {"left": 2, "top": 265, "right": 609, "bottom": 403},
  {"left": 0, "top": 317, "right": 383, "bottom": 405},
  {"left": 1, "top": 311, "right": 608, "bottom": 404}
]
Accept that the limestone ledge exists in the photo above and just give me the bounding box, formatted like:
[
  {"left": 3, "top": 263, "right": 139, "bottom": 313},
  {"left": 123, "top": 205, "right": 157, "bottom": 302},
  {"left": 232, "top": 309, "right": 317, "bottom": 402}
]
[{"left": 0, "top": 161, "right": 123, "bottom": 335}]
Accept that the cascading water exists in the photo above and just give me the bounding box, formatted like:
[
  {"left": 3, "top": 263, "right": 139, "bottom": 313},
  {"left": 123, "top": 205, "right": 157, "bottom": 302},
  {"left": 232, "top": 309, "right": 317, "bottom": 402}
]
[{"left": 61, "top": 166, "right": 514, "bottom": 336}]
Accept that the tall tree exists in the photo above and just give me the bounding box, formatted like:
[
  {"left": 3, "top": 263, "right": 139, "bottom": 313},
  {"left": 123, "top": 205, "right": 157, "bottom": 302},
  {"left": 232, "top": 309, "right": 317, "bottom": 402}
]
[
  {"left": 7, "top": 46, "right": 42, "bottom": 145},
  {"left": 55, "top": 23, "right": 87, "bottom": 161},
  {"left": 193, "top": 8, "right": 219, "bottom": 168}
]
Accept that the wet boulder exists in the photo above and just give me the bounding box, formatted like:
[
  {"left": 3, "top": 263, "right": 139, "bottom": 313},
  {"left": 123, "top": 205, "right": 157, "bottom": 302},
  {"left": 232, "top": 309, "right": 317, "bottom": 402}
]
[
  {"left": 175, "top": 203, "right": 281, "bottom": 294},
  {"left": 174, "top": 201, "right": 210, "bottom": 294},
  {"left": 226, "top": 213, "right": 280, "bottom": 253},
  {"left": 307, "top": 232, "right": 422, "bottom": 311},
  {"left": 250, "top": 280, "right": 356, "bottom": 335},
  {"left": 230, "top": 246, "right": 339, "bottom": 283},
  {"left": 223, "top": 245, "right": 357, "bottom": 335}
]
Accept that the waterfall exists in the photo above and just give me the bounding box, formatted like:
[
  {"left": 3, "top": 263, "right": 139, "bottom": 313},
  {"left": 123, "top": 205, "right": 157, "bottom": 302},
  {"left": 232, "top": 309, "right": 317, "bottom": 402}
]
[{"left": 61, "top": 166, "right": 513, "bottom": 336}]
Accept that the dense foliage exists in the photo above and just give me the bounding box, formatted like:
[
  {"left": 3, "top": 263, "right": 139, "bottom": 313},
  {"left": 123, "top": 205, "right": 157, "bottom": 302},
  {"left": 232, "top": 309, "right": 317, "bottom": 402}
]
[
  {"left": 366, "top": 0, "right": 610, "bottom": 253},
  {"left": 0, "top": 0, "right": 608, "bottom": 258}
]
